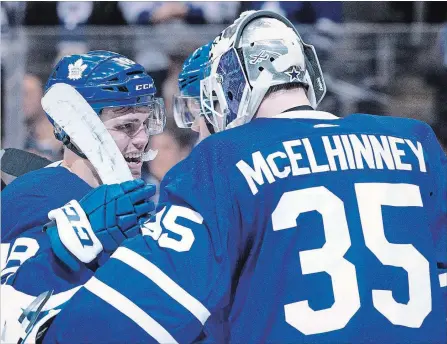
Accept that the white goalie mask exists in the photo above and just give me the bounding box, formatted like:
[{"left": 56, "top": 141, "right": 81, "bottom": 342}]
[{"left": 201, "top": 10, "right": 326, "bottom": 132}]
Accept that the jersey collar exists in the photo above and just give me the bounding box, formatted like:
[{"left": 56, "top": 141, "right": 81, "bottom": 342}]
[
  {"left": 273, "top": 110, "right": 339, "bottom": 120},
  {"left": 45, "top": 160, "right": 63, "bottom": 168}
]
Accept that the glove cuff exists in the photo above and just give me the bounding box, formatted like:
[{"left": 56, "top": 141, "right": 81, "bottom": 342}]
[
  {"left": 46, "top": 226, "right": 83, "bottom": 272},
  {"left": 47, "top": 200, "right": 103, "bottom": 265}
]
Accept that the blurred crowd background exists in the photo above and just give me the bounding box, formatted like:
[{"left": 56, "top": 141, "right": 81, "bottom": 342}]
[{"left": 1, "top": 1, "right": 446, "bottom": 186}]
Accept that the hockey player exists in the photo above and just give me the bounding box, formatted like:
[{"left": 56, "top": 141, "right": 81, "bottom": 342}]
[
  {"left": 1, "top": 51, "right": 165, "bottom": 342},
  {"left": 173, "top": 11, "right": 256, "bottom": 142},
  {"left": 17, "top": 11, "right": 447, "bottom": 343},
  {"left": 173, "top": 41, "right": 215, "bottom": 142}
]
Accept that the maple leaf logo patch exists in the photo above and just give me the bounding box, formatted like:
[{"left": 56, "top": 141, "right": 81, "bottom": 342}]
[{"left": 68, "top": 58, "right": 88, "bottom": 80}]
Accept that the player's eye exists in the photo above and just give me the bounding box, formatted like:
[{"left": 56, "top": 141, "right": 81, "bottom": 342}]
[{"left": 116, "top": 123, "right": 133, "bottom": 131}]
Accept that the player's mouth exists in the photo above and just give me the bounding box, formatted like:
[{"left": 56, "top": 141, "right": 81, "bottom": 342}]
[
  {"left": 124, "top": 152, "right": 143, "bottom": 164},
  {"left": 124, "top": 153, "right": 143, "bottom": 176}
]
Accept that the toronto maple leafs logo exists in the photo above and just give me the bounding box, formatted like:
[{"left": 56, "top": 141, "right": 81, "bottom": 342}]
[{"left": 68, "top": 58, "right": 87, "bottom": 80}]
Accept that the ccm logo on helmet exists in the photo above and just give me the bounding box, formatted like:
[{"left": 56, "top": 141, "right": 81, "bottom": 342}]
[{"left": 136, "top": 83, "right": 154, "bottom": 91}]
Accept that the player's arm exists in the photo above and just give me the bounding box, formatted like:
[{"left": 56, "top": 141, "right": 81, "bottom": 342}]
[
  {"left": 434, "top": 141, "right": 447, "bottom": 293},
  {"left": 42, "top": 204, "right": 233, "bottom": 343},
  {"left": 44, "top": 179, "right": 155, "bottom": 272},
  {"left": 0, "top": 219, "right": 95, "bottom": 344},
  {"left": 40, "top": 146, "right": 240, "bottom": 343},
  {"left": 1, "top": 180, "right": 156, "bottom": 343},
  {"left": 2, "top": 179, "right": 155, "bottom": 290},
  {"left": 422, "top": 123, "right": 447, "bottom": 294},
  {"left": 1, "top": 172, "right": 93, "bottom": 343},
  {"left": 1, "top": 222, "right": 90, "bottom": 316},
  {"left": 1, "top": 246, "right": 90, "bottom": 344}
]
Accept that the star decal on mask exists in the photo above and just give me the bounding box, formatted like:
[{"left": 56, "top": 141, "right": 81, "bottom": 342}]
[{"left": 284, "top": 66, "right": 304, "bottom": 82}]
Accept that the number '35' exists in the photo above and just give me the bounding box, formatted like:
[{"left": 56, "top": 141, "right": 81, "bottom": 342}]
[{"left": 140, "top": 205, "right": 204, "bottom": 252}]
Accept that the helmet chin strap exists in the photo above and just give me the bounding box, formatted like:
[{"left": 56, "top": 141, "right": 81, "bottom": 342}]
[{"left": 62, "top": 135, "right": 87, "bottom": 160}]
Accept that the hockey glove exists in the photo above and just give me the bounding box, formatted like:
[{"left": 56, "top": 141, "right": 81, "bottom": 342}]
[{"left": 45, "top": 179, "right": 155, "bottom": 272}]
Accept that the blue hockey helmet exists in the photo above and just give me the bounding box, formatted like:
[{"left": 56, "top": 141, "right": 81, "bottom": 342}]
[
  {"left": 44, "top": 50, "right": 166, "bottom": 143},
  {"left": 173, "top": 42, "right": 212, "bottom": 129}
]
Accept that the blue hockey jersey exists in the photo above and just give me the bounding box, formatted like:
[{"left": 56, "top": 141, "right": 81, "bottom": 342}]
[
  {"left": 1, "top": 166, "right": 93, "bottom": 327},
  {"left": 43, "top": 111, "right": 447, "bottom": 343}
]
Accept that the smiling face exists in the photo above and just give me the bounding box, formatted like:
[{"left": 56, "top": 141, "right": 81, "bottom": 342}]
[{"left": 101, "top": 106, "right": 151, "bottom": 179}]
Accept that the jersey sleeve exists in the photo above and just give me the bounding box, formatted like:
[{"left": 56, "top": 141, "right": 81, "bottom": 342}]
[
  {"left": 421, "top": 124, "right": 447, "bottom": 293},
  {"left": 1, "top": 214, "right": 92, "bottom": 313},
  {"left": 433, "top": 140, "right": 447, "bottom": 293},
  {"left": 1, "top": 225, "right": 94, "bottom": 344},
  {"left": 1, "top": 168, "right": 93, "bottom": 342},
  {"left": 42, "top": 141, "right": 242, "bottom": 343}
]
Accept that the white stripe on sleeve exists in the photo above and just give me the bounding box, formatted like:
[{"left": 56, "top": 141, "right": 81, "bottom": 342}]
[
  {"left": 112, "top": 247, "right": 211, "bottom": 325},
  {"left": 440, "top": 272, "right": 447, "bottom": 288},
  {"left": 84, "top": 277, "right": 178, "bottom": 344}
]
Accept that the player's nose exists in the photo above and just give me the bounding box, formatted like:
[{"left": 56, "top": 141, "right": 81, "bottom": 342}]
[{"left": 132, "top": 129, "right": 149, "bottom": 150}]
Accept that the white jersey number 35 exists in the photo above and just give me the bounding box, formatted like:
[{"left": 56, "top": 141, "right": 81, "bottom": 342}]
[{"left": 271, "top": 183, "right": 431, "bottom": 335}]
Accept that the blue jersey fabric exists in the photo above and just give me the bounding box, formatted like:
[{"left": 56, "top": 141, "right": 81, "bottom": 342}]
[
  {"left": 2, "top": 166, "right": 91, "bottom": 241},
  {"left": 1, "top": 166, "right": 92, "bottom": 307},
  {"left": 43, "top": 112, "right": 446, "bottom": 343}
]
